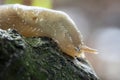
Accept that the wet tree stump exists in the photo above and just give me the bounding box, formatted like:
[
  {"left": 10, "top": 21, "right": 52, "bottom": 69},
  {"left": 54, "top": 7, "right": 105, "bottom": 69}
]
[{"left": 0, "top": 29, "right": 99, "bottom": 80}]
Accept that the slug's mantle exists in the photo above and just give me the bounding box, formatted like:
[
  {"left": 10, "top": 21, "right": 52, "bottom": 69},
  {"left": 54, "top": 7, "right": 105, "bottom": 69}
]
[{"left": 0, "top": 4, "right": 97, "bottom": 58}]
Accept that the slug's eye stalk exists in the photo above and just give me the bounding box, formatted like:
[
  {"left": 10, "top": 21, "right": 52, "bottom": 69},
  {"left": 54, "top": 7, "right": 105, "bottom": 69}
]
[
  {"left": 74, "top": 45, "right": 98, "bottom": 58},
  {"left": 81, "top": 45, "right": 98, "bottom": 54}
]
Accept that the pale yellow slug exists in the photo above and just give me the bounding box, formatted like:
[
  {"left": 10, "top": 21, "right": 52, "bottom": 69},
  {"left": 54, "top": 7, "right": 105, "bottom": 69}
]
[{"left": 0, "top": 4, "right": 97, "bottom": 58}]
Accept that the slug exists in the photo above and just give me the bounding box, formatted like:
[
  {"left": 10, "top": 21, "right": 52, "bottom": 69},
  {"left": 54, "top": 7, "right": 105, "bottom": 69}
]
[{"left": 0, "top": 4, "right": 97, "bottom": 58}]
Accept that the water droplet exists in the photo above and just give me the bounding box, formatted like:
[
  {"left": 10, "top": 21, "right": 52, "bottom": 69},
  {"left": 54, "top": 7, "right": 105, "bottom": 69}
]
[
  {"left": 35, "top": 18, "right": 38, "bottom": 23},
  {"left": 32, "top": 28, "right": 37, "bottom": 32},
  {"left": 7, "top": 18, "right": 10, "bottom": 21},
  {"left": 37, "top": 28, "right": 40, "bottom": 32},
  {"left": 54, "top": 30, "right": 57, "bottom": 36},
  {"left": 24, "top": 22, "right": 27, "bottom": 25},
  {"left": 13, "top": 24, "right": 15, "bottom": 27},
  {"left": 22, "top": 20, "right": 25, "bottom": 23},
  {"left": 30, "top": 27, "right": 33, "bottom": 30},
  {"left": 40, "top": 18, "right": 43, "bottom": 22},
  {"left": 35, "top": 32, "right": 39, "bottom": 35}
]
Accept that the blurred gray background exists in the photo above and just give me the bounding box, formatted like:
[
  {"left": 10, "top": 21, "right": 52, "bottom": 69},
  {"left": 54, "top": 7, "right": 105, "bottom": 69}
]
[{"left": 53, "top": 1, "right": 120, "bottom": 80}]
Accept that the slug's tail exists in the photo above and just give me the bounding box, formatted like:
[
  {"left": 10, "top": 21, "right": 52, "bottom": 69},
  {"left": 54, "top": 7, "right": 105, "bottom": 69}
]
[{"left": 81, "top": 45, "right": 98, "bottom": 54}]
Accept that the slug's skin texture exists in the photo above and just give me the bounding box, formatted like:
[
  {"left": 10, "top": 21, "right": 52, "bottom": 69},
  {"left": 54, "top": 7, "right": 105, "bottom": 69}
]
[{"left": 0, "top": 4, "right": 96, "bottom": 58}]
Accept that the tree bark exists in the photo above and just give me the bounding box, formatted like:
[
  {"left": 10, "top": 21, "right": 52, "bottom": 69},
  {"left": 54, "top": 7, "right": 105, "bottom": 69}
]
[{"left": 0, "top": 29, "right": 99, "bottom": 80}]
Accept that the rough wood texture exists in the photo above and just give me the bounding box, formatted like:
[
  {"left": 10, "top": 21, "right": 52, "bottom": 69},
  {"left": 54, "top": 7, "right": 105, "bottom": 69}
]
[{"left": 0, "top": 29, "right": 99, "bottom": 80}]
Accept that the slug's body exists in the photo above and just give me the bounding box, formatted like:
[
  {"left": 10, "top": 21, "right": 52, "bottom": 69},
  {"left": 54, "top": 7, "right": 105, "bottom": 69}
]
[{"left": 0, "top": 4, "right": 96, "bottom": 58}]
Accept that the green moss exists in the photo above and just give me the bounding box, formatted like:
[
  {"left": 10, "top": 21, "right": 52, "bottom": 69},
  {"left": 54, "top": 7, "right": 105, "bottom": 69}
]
[{"left": 0, "top": 29, "right": 99, "bottom": 80}]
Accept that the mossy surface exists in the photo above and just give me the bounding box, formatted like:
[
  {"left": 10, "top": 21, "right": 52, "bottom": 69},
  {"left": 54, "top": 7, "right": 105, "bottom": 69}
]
[{"left": 0, "top": 29, "right": 99, "bottom": 80}]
